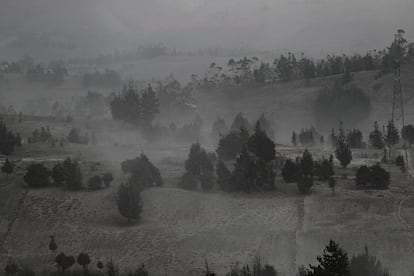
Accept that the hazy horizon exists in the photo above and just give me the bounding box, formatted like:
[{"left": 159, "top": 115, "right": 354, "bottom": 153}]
[{"left": 1, "top": 0, "right": 413, "bottom": 59}]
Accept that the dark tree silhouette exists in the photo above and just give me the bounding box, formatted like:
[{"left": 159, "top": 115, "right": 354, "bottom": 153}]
[
  {"left": 51, "top": 162, "right": 65, "bottom": 185},
  {"left": 384, "top": 120, "right": 399, "bottom": 161},
  {"left": 182, "top": 143, "right": 214, "bottom": 191},
  {"left": 216, "top": 129, "right": 248, "bottom": 161},
  {"left": 117, "top": 182, "right": 143, "bottom": 223},
  {"left": 48, "top": 235, "right": 57, "bottom": 253},
  {"left": 335, "top": 122, "right": 352, "bottom": 168},
  {"left": 63, "top": 158, "right": 83, "bottom": 190},
  {"left": 77, "top": 253, "right": 91, "bottom": 270},
  {"left": 110, "top": 81, "right": 160, "bottom": 128},
  {"left": 306, "top": 240, "right": 350, "bottom": 276},
  {"left": 402, "top": 124, "right": 414, "bottom": 147},
  {"left": 122, "top": 154, "right": 163, "bottom": 190},
  {"left": 248, "top": 121, "right": 276, "bottom": 163},
  {"left": 5, "top": 259, "right": 18, "bottom": 276},
  {"left": 282, "top": 159, "right": 300, "bottom": 183},
  {"left": 369, "top": 121, "right": 385, "bottom": 149},
  {"left": 55, "top": 253, "right": 75, "bottom": 273},
  {"left": 24, "top": 164, "right": 51, "bottom": 188}
]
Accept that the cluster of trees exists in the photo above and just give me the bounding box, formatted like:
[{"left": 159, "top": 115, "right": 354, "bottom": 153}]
[
  {"left": 155, "top": 76, "right": 196, "bottom": 113},
  {"left": 346, "top": 129, "right": 365, "bottom": 148},
  {"left": 180, "top": 119, "right": 276, "bottom": 193},
  {"left": 121, "top": 154, "right": 163, "bottom": 190},
  {"left": 334, "top": 122, "right": 353, "bottom": 168},
  {"left": 26, "top": 62, "right": 67, "bottom": 85},
  {"left": 355, "top": 163, "right": 390, "bottom": 189},
  {"left": 219, "top": 121, "right": 276, "bottom": 192},
  {"left": 180, "top": 143, "right": 215, "bottom": 191},
  {"left": 118, "top": 154, "right": 163, "bottom": 222},
  {"left": 0, "top": 120, "right": 21, "bottom": 155},
  {"left": 368, "top": 120, "right": 413, "bottom": 162},
  {"left": 291, "top": 127, "right": 322, "bottom": 147},
  {"left": 4, "top": 238, "right": 392, "bottom": 276},
  {"left": 27, "top": 126, "right": 53, "bottom": 143},
  {"left": 82, "top": 69, "right": 122, "bottom": 89},
  {"left": 212, "top": 112, "right": 274, "bottom": 144},
  {"left": 197, "top": 34, "right": 414, "bottom": 90},
  {"left": 314, "top": 84, "right": 371, "bottom": 128},
  {"left": 23, "top": 158, "right": 83, "bottom": 190},
  {"left": 282, "top": 150, "right": 335, "bottom": 194},
  {"left": 87, "top": 173, "right": 114, "bottom": 190},
  {"left": 299, "top": 240, "right": 391, "bottom": 276},
  {"left": 110, "top": 82, "right": 160, "bottom": 128}
]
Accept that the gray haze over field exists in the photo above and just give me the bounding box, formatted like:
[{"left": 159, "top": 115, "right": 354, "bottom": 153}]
[{"left": 0, "top": 0, "right": 413, "bottom": 59}]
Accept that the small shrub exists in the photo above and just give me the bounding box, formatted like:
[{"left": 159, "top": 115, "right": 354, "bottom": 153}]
[
  {"left": 370, "top": 164, "right": 390, "bottom": 189},
  {"left": 355, "top": 165, "right": 371, "bottom": 186},
  {"left": 24, "top": 164, "right": 51, "bottom": 188},
  {"left": 355, "top": 163, "right": 390, "bottom": 189}
]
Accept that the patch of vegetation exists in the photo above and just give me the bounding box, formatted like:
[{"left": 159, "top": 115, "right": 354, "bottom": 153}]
[
  {"left": 0, "top": 120, "right": 21, "bottom": 155},
  {"left": 355, "top": 163, "right": 390, "bottom": 189},
  {"left": 121, "top": 154, "right": 163, "bottom": 190}
]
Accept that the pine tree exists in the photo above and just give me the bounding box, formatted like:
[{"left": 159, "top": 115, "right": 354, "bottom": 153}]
[
  {"left": 141, "top": 84, "right": 160, "bottom": 127},
  {"left": 369, "top": 121, "right": 385, "bottom": 149},
  {"left": 281, "top": 159, "right": 300, "bottom": 183},
  {"left": 117, "top": 181, "right": 143, "bottom": 223},
  {"left": 335, "top": 122, "right": 352, "bottom": 168},
  {"left": 247, "top": 121, "right": 276, "bottom": 163},
  {"left": 306, "top": 240, "right": 351, "bottom": 276},
  {"left": 384, "top": 120, "right": 399, "bottom": 161}
]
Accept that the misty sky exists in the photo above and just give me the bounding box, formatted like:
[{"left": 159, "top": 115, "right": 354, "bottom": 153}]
[{"left": 0, "top": 0, "right": 413, "bottom": 57}]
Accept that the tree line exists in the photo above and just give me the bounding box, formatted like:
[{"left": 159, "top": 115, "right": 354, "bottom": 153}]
[{"left": 3, "top": 238, "right": 394, "bottom": 276}]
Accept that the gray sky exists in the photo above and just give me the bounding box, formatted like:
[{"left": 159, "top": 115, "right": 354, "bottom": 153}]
[{"left": 0, "top": 0, "right": 413, "bottom": 57}]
